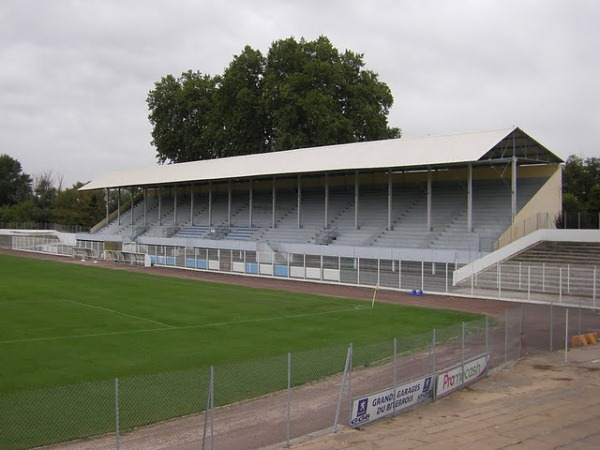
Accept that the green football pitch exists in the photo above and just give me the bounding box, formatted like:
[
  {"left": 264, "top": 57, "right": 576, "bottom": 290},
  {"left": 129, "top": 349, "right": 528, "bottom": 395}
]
[{"left": 0, "top": 253, "right": 479, "bottom": 393}]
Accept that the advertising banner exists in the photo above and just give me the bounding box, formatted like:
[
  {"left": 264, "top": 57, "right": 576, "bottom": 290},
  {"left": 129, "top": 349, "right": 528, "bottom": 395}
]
[
  {"left": 350, "top": 374, "right": 434, "bottom": 427},
  {"left": 436, "top": 353, "right": 489, "bottom": 398}
]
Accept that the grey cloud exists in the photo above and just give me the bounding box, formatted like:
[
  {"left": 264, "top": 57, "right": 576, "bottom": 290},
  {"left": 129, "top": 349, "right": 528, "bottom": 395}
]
[{"left": 0, "top": 0, "right": 598, "bottom": 186}]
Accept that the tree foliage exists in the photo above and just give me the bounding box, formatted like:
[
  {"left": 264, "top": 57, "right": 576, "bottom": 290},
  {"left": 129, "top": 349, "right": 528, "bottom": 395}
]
[
  {"left": 0, "top": 154, "right": 33, "bottom": 206},
  {"left": 560, "top": 155, "right": 600, "bottom": 228},
  {"left": 0, "top": 155, "right": 104, "bottom": 228},
  {"left": 563, "top": 155, "right": 600, "bottom": 211},
  {"left": 147, "top": 36, "right": 400, "bottom": 164}
]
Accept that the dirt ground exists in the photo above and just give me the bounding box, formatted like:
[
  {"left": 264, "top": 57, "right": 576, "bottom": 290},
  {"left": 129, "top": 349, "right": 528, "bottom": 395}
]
[
  {"left": 291, "top": 346, "right": 600, "bottom": 450},
  {"left": 4, "top": 249, "right": 600, "bottom": 449}
]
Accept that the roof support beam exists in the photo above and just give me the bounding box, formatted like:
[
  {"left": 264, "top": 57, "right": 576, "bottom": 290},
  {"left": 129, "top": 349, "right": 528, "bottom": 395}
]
[
  {"left": 297, "top": 175, "right": 302, "bottom": 228},
  {"left": 249, "top": 178, "right": 253, "bottom": 228},
  {"left": 272, "top": 177, "right": 276, "bottom": 228},
  {"left": 131, "top": 187, "right": 135, "bottom": 227},
  {"left": 387, "top": 170, "right": 393, "bottom": 231},
  {"left": 324, "top": 173, "right": 329, "bottom": 229},
  {"left": 158, "top": 187, "right": 162, "bottom": 226},
  {"left": 512, "top": 156, "right": 518, "bottom": 223},
  {"left": 173, "top": 185, "right": 177, "bottom": 226},
  {"left": 511, "top": 131, "right": 518, "bottom": 224},
  {"left": 105, "top": 188, "right": 110, "bottom": 224},
  {"left": 228, "top": 180, "right": 232, "bottom": 226},
  {"left": 354, "top": 171, "right": 360, "bottom": 230},
  {"left": 467, "top": 164, "right": 473, "bottom": 232},
  {"left": 190, "top": 184, "right": 194, "bottom": 226},
  {"left": 117, "top": 188, "right": 121, "bottom": 226},
  {"left": 427, "top": 170, "right": 432, "bottom": 231},
  {"left": 208, "top": 182, "right": 212, "bottom": 227}
]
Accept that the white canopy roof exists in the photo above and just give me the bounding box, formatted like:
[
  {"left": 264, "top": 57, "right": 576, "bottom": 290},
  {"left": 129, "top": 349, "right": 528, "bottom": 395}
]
[{"left": 80, "top": 127, "right": 561, "bottom": 190}]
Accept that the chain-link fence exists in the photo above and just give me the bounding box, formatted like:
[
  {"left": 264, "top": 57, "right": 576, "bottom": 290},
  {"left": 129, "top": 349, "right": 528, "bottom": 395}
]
[{"left": 1, "top": 303, "right": 599, "bottom": 450}]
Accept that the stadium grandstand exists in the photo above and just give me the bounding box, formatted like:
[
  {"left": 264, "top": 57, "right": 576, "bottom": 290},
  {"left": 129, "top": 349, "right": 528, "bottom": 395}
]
[{"left": 9, "top": 126, "right": 600, "bottom": 304}]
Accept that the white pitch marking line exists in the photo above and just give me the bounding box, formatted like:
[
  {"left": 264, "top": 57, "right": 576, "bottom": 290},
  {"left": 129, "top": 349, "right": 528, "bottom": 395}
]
[
  {"left": 0, "top": 306, "right": 363, "bottom": 344},
  {"left": 59, "top": 299, "right": 174, "bottom": 328}
]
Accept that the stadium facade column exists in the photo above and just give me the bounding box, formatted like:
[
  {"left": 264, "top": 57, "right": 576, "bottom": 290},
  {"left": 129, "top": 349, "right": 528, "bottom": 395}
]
[
  {"left": 190, "top": 183, "right": 194, "bottom": 226},
  {"left": 173, "top": 185, "right": 177, "bottom": 225},
  {"left": 158, "top": 187, "right": 162, "bottom": 226},
  {"left": 427, "top": 170, "right": 432, "bottom": 231},
  {"left": 208, "top": 181, "right": 212, "bottom": 227},
  {"left": 143, "top": 188, "right": 147, "bottom": 226},
  {"left": 511, "top": 156, "right": 518, "bottom": 223},
  {"left": 354, "top": 171, "right": 360, "bottom": 230},
  {"left": 324, "top": 173, "right": 329, "bottom": 229},
  {"left": 130, "top": 187, "right": 135, "bottom": 226},
  {"left": 511, "top": 131, "right": 518, "bottom": 224},
  {"left": 297, "top": 175, "right": 302, "bottom": 228},
  {"left": 387, "top": 169, "right": 393, "bottom": 231},
  {"left": 105, "top": 188, "right": 109, "bottom": 224},
  {"left": 228, "top": 180, "right": 232, "bottom": 226},
  {"left": 272, "top": 177, "right": 277, "bottom": 228},
  {"left": 467, "top": 164, "right": 473, "bottom": 232},
  {"left": 249, "top": 178, "right": 253, "bottom": 227}
]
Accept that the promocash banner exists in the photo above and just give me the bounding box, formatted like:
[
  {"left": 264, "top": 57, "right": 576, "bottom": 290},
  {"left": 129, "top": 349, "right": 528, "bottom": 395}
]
[
  {"left": 436, "top": 353, "right": 490, "bottom": 398},
  {"left": 350, "top": 374, "right": 434, "bottom": 427}
]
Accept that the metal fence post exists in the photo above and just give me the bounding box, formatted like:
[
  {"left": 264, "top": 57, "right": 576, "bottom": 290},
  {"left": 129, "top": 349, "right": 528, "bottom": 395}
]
[
  {"left": 461, "top": 322, "right": 465, "bottom": 390},
  {"left": 398, "top": 259, "right": 402, "bottom": 289},
  {"left": 550, "top": 302, "right": 554, "bottom": 352},
  {"left": 286, "top": 352, "right": 291, "bottom": 448},
  {"left": 519, "top": 304, "right": 524, "bottom": 359},
  {"left": 333, "top": 344, "right": 353, "bottom": 433},
  {"left": 594, "top": 266, "right": 597, "bottom": 307},
  {"left": 559, "top": 268, "right": 563, "bottom": 304},
  {"left": 115, "top": 377, "right": 120, "bottom": 450},
  {"left": 498, "top": 264, "right": 502, "bottom": 299},
  {"left": 543, "top": 262, "right": 546, "bottom": 292},
  {"left": 431, "top": 329, "right": 436, "bottom": 376},
  {"left": 392, "top": 337, "right": 397, "bottom": 417},
  {"left": 504, "top": 310, "right": 509, "bottom": 364},
  {"left": 471, "top": 262, "right": 474, "bottom": 297},
  {"left": 578, "top": 298, "right": 582, "bottom": 337},
  {"left": 565, "top": 309, "right": 569, "bottom": 363},
  {"left": 527, "top": 266, "right": 531, "bottom": 302},
  {"left": 445, "top": 262, "right": 449, "bottom": 293},
  {"left": 485, "top": 316, "right": 489, "bottom": 376},
  {"left": 202, "top": 366, "right": 214, "bottom": 450}
]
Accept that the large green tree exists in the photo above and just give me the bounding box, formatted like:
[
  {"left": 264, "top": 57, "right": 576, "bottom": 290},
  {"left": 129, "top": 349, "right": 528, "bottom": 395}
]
[
  {"left": 0, "top": 154, "right": 32, "bottom": 206},
  {"left": 147, "top": 72, "right": 222, "bottom": 164},
  {"left": 147, "top": 36, "right": 400, "bottom": 164}
]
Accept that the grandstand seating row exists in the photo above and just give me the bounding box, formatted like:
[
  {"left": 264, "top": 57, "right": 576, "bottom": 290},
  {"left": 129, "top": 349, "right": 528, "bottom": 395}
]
[{"left": 94, "top": 178, "right": 546, "bottom": 253}]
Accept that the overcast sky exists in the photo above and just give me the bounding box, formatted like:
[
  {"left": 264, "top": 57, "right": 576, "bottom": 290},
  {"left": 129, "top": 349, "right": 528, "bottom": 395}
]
[{"left": 1, "top": 0, "right": 598, "bottom": 187}]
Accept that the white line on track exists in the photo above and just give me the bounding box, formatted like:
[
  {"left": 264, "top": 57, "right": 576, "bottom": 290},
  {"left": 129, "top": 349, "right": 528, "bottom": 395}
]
[{"left": 0, "top": 306, "right": 365, "bottom": 344}]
